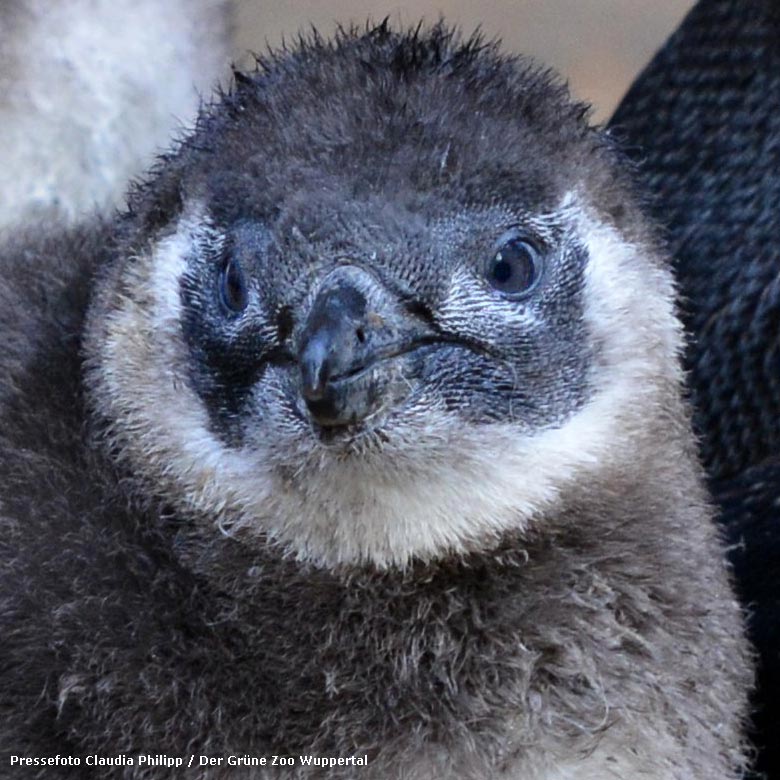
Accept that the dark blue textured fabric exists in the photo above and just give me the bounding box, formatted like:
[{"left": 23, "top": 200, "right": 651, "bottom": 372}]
[{"left": 611, "top": 2, "right": 780, "bottom": 776}]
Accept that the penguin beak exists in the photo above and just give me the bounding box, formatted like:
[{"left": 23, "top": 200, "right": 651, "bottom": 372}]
[{"left": 297, "top": 266, "right": 428, "bottom": 428}]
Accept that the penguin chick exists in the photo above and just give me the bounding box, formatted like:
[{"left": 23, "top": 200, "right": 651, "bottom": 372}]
[{"left": 0, "top": 24, "right": 751, "bottom": 780}]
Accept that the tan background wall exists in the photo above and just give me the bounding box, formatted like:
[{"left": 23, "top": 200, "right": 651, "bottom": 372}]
[{"left": 232, "top": 1, "right": 694, "bottom": 123}]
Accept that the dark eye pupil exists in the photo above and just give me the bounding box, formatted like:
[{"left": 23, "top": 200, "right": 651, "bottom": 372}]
[
  {"left": 487, "top": 239, "right": 539, "bottom": 295},
  {"left": 220, "top": 258, "right": 248, "bottom": 313},
  {"left": 492, "top": 257, "right": 514, "bottom": 284}
]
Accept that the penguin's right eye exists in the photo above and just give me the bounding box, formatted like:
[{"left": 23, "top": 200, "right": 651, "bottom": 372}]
[{"left": 218, "top": 256, "right": 248, "bottom": 314}]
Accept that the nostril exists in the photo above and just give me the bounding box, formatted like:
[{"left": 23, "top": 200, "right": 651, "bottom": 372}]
[{"left": 356, "top": 327, "right": 366, "bottom": 344}]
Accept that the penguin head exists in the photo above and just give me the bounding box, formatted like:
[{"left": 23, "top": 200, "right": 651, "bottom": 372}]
[{"left": 86, "top": 25, "right": 683, "bottom": 568}]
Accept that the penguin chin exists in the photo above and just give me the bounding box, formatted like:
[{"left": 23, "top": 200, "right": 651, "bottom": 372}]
[{"left": 308, "top": 418, "right": 389, "bottom": 448}]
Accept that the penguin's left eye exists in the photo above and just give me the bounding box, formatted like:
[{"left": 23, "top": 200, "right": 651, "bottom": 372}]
[
  {"left": 218, "top": 256, "right": 248, "bottom": 314},
  {"left": 485, "top": 236, "right": 543, "bottom": 297}
]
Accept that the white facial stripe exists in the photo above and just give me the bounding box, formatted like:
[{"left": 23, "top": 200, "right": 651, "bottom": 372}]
[
  {"left": 99, "top": 212, "right": 266, "bottom": 507},
  {"left": 96, "top": 197, "right": 683, "bottom": 569}
]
